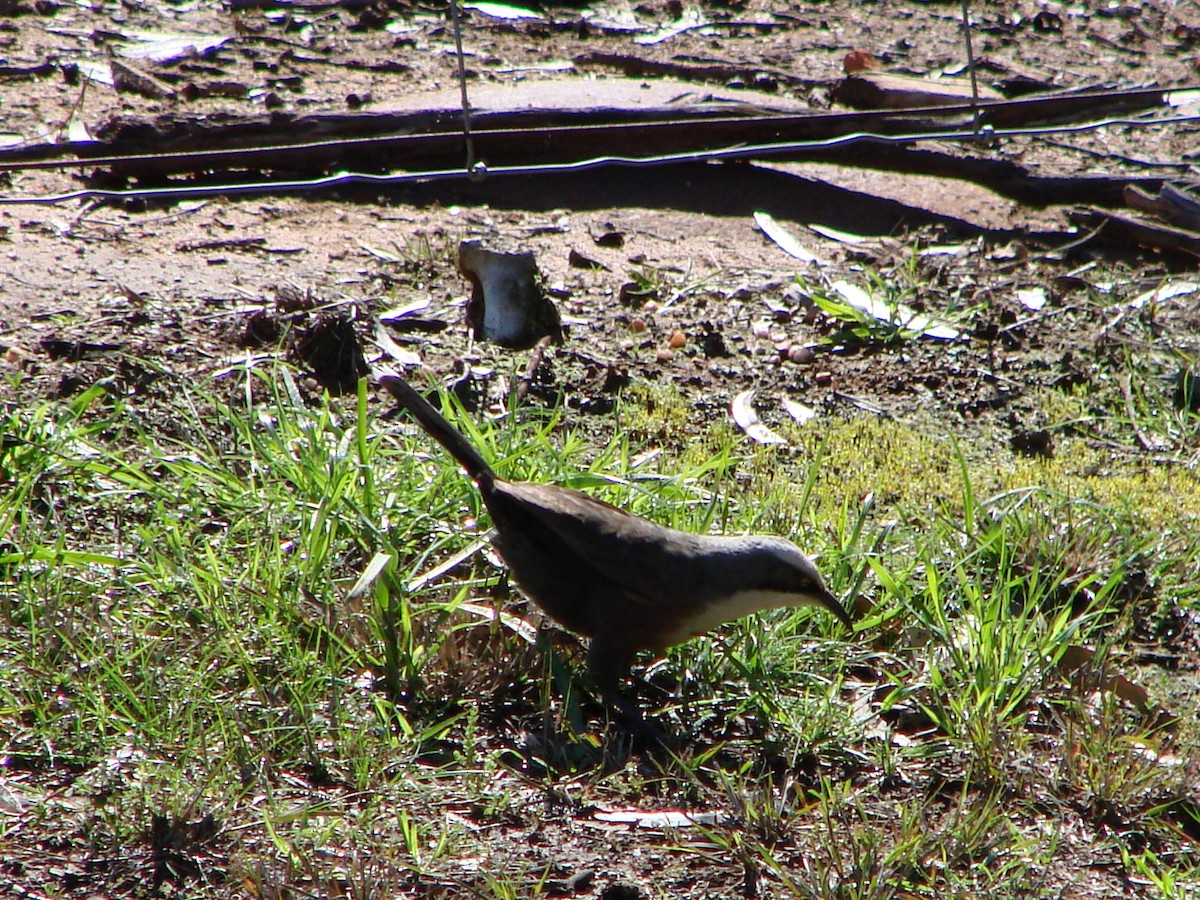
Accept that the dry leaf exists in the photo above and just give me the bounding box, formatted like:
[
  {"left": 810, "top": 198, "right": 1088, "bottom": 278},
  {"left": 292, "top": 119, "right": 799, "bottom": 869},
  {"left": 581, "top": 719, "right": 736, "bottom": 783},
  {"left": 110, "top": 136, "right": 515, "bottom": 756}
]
[
  {"left": 781, "top": 397, "right": 816, "bottom": 424},
  {"left": 731, "top": 389, "right": 787, "bottom": 444},
  {"left": 809, "top": 223, "right": 869, "bottom": 245},
  {"left": 592, "top": 808, "right": 721, "bottom": 828},
  {"left": 1016, "top": 287, "right": 1047, "bottom": 311},
  {"left": 116, "top": 30, "right": 230, "bottom": 63},
  {"left": 1128, "top": 280, "right": 1199, "bottom": 310},
  {"left": 1058, "top": 644, "right": 1156, "bottom": 715},
  {"left": 379, "top": 297, "right": 433, "bottom": 322},
  {"left": 458, "top": 602, "right": 539, "bottom": 645},
  {"left": 753, "top": 211, "right": 818, "bottom": 263}
]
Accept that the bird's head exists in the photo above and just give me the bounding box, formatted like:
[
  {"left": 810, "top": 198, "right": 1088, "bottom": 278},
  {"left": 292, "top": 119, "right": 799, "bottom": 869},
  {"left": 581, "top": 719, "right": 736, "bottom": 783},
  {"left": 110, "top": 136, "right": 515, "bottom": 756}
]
[
  {"left": 744, "top": 535, "right": 854, "bottom": 628},
  {"left": 659, "top": 534, "right": 854, "bottom": 645}
]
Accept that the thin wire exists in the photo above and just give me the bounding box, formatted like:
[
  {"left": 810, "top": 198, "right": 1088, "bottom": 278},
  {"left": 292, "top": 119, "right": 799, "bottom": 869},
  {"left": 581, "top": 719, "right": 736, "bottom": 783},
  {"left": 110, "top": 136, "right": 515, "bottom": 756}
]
[{"left": 1, "top": 112, "right": 1196, "bottom": 206}]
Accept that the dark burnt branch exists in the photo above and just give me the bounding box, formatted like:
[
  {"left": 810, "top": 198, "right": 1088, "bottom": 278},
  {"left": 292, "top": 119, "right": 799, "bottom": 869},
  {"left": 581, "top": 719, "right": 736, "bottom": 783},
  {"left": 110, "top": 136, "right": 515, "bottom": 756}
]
[{"left": 0, "top": 85, "right": 1179, "bottom": 209}]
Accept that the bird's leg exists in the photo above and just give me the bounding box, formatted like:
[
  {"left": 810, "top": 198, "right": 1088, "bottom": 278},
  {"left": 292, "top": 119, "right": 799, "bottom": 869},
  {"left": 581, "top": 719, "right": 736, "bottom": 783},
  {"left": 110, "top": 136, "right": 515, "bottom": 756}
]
[
  {"left": 586, "top": 640, "right": 637, "bottom": 722},
  {"left": 587, "top": 640, "right": 674, "bottom": 747}
]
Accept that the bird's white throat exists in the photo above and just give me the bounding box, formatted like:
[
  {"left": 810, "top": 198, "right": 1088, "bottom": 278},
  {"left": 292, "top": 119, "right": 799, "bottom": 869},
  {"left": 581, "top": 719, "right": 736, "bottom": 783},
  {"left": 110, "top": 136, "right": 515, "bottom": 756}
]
[{"left": 659, "top": 588, "right": 826, "bottom": 645}]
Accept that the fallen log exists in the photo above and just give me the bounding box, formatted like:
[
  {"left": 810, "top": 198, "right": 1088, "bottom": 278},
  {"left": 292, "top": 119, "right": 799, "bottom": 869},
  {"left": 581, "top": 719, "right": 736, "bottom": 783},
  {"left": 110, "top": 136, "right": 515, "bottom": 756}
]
[{"left": 0, "top": 83, "right": 1179, "bottom": 209}]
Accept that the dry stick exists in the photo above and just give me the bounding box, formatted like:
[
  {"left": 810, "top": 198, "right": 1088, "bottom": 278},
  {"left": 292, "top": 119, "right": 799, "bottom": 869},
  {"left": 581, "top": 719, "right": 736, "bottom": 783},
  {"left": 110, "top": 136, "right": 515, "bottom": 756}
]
[
  {"left": 1, "top": 89, "right": 1173, "bottom": 178},
  {"left": 573, "top": 50, "right": 823, "bottom": 91},
  {"left": 447, "top": 0, "right": 480, "bottom": 178},
  {"left": 960, "top": 0, "right": 983, "bottom": 139},
  {"left": 1043, "top": 138, "right": 1194, "bottom": 170},
  {"left": 515, "top": 335, "right": 553, "bottom": 408},
  {"left": 1071, "top": 207, "right": 1200, "bottom": 258},
  {"left": 1119, "top": 375, "right": 1170, "bottom": 453}
]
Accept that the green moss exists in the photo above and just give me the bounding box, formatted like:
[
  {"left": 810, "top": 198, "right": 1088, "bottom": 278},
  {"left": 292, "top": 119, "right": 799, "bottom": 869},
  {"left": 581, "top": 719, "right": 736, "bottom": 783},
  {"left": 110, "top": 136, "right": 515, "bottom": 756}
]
[
  {"left": 1028, "top": 384, "right": 1093, "bottom": 429},
  {"left": 739, "top": 414, "right": 1200, "bottom": 538},
  {"left": 619, "top": 380, "right": 696, "bottom": 445}
]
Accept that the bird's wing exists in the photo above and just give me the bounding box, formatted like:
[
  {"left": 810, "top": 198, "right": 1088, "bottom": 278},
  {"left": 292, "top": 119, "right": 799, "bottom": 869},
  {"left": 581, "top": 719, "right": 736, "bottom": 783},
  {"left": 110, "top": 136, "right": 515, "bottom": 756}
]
[{"left": 493, "top": 481, "right": 705, "bottom": 607}]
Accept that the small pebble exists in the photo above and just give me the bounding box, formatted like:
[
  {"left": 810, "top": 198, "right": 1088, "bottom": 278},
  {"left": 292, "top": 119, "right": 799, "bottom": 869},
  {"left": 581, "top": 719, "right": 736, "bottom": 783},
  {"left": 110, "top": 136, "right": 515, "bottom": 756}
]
[
  {"left": 788, "top": 345, "right": 816, "bottom": 364},
  {"left": 630, "top": 317, "right": 647, "bottom": 333},
  {"left": 668, "top": 330, "right": 686, "bottom": 349},
  {"left": 656, "top": 348, "right": 674, "bottom": 362},
  {"left": 815, "top": 370, "right": 833, "bottom": 386}
]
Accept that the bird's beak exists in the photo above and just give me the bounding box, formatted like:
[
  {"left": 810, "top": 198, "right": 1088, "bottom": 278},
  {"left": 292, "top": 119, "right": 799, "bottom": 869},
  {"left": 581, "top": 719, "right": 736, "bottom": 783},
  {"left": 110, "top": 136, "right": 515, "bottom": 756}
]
[{"left": 817, "top": 584, "right": 855, "bottom": 630}]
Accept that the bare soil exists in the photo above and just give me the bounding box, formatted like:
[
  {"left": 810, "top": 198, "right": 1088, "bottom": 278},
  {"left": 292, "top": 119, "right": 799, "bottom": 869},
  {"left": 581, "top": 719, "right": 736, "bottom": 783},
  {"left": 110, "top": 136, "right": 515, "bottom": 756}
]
[{"left": 2, "top": 0, "right": 1199, "bottom": 896}]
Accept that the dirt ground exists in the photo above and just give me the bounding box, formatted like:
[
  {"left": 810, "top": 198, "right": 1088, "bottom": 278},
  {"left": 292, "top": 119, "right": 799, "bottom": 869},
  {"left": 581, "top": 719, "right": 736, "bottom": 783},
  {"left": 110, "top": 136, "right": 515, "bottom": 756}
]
[
  {"left": 3, "top": 0, "right": 1198, "bottom": 413},
  {"left": 2, "top": 0, "right": 1200, "bottom": 897}
]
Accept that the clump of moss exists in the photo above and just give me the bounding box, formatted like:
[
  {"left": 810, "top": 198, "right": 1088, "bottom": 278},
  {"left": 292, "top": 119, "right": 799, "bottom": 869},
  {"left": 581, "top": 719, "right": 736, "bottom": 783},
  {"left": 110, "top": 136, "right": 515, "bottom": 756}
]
[
  {"left": 619, "top": 381, "right": 695, "bottom": 445},
  {"left": 734, "top": 413, "right": 1200, "bottom": 535}
]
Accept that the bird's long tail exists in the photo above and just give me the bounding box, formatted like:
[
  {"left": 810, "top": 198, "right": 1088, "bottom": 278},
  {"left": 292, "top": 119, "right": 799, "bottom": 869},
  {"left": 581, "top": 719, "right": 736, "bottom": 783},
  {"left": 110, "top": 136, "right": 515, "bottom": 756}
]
[{"left": 378, "top": 373, "right": 495, "bottom": 485}]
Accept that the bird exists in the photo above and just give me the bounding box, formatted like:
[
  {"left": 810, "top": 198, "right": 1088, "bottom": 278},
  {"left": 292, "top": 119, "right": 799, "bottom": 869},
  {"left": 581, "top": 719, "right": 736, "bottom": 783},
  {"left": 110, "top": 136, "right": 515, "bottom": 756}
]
[{"left": 379, "top": 371, "right": 853, "bottom": 729}]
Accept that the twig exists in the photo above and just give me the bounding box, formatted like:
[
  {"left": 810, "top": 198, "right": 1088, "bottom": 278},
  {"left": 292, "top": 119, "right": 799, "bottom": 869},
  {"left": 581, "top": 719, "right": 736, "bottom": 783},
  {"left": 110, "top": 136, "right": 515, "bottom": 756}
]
[
  {"left": 515, "top": 335, "right": 553, "bottom": 408},
  {"left": 1119, "top": 374, "right": 1172, "bottom": 452},
  {"left": 1041, "top": 137, "right": 1193, "bottom": 170}
]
